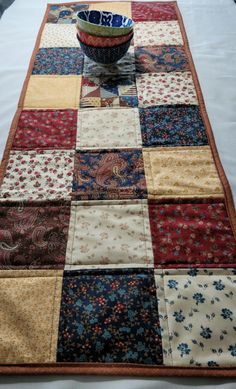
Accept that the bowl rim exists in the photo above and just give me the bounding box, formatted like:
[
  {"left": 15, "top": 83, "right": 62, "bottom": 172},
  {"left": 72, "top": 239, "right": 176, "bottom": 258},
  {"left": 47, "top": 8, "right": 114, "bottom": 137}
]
[
  {"left": 77, "top": 10, "right": 135, "bottom": 30},
  {"left": 77, "top": 32, "right": 134, "bottom": 49}
]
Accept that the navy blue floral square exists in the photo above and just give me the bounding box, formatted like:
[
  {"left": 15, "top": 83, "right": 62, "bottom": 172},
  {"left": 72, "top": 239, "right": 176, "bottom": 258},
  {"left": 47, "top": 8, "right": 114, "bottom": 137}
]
[
  {"left": 57, "top": 269, "right": 163, "bottom": 364},
  {"left": 47, "top": 4, "right": 89, "bottom": 24},
  {"left": 139, "top": 105, "right": 208, "bottom": 147},
  {"left": 32, "top": 48, "right": 84, "bottom": 75},
  {"left": 72, "top": 149, "right": 147, "bottom": 200}
]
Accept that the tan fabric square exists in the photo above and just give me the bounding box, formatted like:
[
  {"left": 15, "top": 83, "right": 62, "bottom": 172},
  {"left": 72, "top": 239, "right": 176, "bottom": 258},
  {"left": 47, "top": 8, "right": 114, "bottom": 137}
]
[
  {"left": 143, "top": 146, "right": 224, "bottom": 198},
  {"left": 89, "top": 2, "right": 132, "bottom": 18},
  {"left": 134, "top": 21, "right": 183, "bottom": 47},
  {"left": 23, "top": 75, "right": 82, "bottom": 109},
  {"left": 0, "top": 270, "right": 63, "bottom": 363},
  {"left": 39, "top": 24, "right": 78, "bottom": 48}
]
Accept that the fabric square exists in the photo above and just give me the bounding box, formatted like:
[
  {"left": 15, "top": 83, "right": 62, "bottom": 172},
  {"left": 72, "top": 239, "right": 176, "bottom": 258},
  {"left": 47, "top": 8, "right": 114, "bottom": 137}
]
[
  {"left": 139, "top": 105, "right": 208, "bottom": 147},
  {"left": 80, "top": 74, "right": 138, "bottom": 108},
  {"left": 132, "top": 2, "right": 177, "bottom": 22},
  {"left": 32, "top": 48, "right": 84, "bottom": 75},
  {"left": 66, "top": 200, "right": 153, "bottom": 267},
  {"left": 89, "top": 2, "right": 132, "bottom": 18},
  {"left": 136, "top": 72, "right": 198, "bottom": 107},
  {"left": 0, "top": 150, "right": 74, "bottom": 201},
  {"left": 0, "top": 202, "right": 71, "bottom": 268},
  {"left": 83, "top": 47, "right": 135, "bottom": 76},
  {"left": 135, "top": 46, "right": 189, "bottom": 73},
  {"left": 12, "top": 110, "right": 77, "bottom": 150},
  {"left": 39, "top": 24, "right": 79, "bottom": 47},
  {"left": 134, "top": 21, "right": 183, "bottom": 47},
  {"left": 77, "top": 108, "right": 142, "bottom": 149},
  {"left": 23, "top": 76, "right": 81, "bottom": 109},
  {"left": 57, "top": 269, "right": 163, "bottom": 364},
  {"left": 143, "top": 146, "right": 224, "bottom": 199},
  {"left": 156, "top": 270, "right": 236, "bottom": 367},
  {"left": 47, "top": 4, "right": 89, "bottom": 24},
  {"left": 72, "top": 149, "right": 147, "bottom": 200},
  {"left": 149, "top": 202, "right": 236, "bottom": 268},
  {"left": 0, "top": 270, "right": 62, "bottom": 363}
]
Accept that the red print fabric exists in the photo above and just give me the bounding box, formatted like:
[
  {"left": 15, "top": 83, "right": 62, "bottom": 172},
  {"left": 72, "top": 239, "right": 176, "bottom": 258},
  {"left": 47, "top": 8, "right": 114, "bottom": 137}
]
[
  {"left": 131, "top": 2, "right": 177, "bottom": 22},
  {"left": 12, "top": 109, "right": 77, "bottom": 150},
  {"left": 148, "top": 202, "right": 236, "bottom": 268}
]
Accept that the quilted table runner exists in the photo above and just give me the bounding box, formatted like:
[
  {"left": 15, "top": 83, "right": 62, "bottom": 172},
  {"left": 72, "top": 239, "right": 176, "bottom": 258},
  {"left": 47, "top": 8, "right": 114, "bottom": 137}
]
[{"left": 0, "top": 0, "right": 236, "bottom": 377}]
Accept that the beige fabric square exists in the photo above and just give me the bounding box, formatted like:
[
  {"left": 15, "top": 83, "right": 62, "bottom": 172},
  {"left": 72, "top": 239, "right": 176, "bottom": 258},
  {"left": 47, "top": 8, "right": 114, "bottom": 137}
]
[
  {"left": 89, "top": 2, "right": 132, "bottom": 18},
  {"left": 0, "top": 270, "right": 63, "bottom": 363},
  {"left": 23, "top": 75, "right": 82, "bottom": 109},
  {"left": 136, "top": 72, "right": 198, "bottom": 107},
  {"left": 143, "top": 146, "right": 224, "bottom": 198},
  {"left": 77, "top": 107, "right": 142, "bottom": 149},
  {"left": 39, "top": 24, "right": 78, "bottom": 48},
  {"left": 66, "top": 200, "right": 154, "bottom": 268},
  {"left": 134, "top": 21, "right": 183, "bottom": 47}
]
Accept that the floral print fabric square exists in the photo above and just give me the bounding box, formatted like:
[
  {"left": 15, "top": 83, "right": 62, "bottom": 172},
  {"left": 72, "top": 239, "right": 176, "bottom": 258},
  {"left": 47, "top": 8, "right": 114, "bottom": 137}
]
[
  {"left": 156, "top": 271, "right": 236, "bottom": 367},
  {"left": 77, "top": 108, "right": 142, "bottom": 149},
  {"left": 143, "top": 146, "right": 224, "bottom": 199},
  {"left": 57, "top": 269, "right": 163, "bottom": 364},
  {"left": 72, "top": 149, "right": 147, "bottom": 200},
  {"left": 135, "top": 46, "right": 189, "bottom": 74},
  {"left": 0, "top": 150, "right": 74, "bottom": 201},
  {"left": 47, "top": 4, "right": 89, "bottom": 24},
  {"left": 32, "top": 48, "right": 84, "bottom": 75},
  {"left": 132, "top": 2, "right": 177, "bottom": 22},
  {"left": 12, "top": 110, "right": 77, "bottom": 150},
  {"left": 134, "top": 22, "right": 183, "bottom": 47},
  {"left": 149, "top": 202, "right": 236, "bottom": 267},
  {"left": 80, "top": 75, "right": 138, "bottom": 108},
  {"left": 0, "top": 202, "right": 71, "bottom": 269},
  {"left": 136, "top": 72, "right": 198, "bottom": 107},
  {"left": 39, "top": 24, "right": 79, "bottom": 48},
  {"left": 66, "top": 200, "right": 153, "bottom": 267},
  {"left": 139, "top": 105, "right": 208, "bottom": 147}
]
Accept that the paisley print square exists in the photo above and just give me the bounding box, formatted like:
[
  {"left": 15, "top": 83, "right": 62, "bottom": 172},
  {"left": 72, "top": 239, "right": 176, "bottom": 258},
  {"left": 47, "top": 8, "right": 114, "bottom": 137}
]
[
  {"left": 39, "top": 24, "right": 79, "bottom": 48},
  {"left": 72, "top": 149, "right": 147, "bottom": 200},
  {"left": 134, "top": 21, "right": 183, "bottom": 47},
  {"left": 12, "top": 110, "right": 77, "bottom": 150},
  {"left": 135, "top": 46, "right": 189, "bottom": 74},
  {"left": 47, "top": 4, "right": 89, "bottom": 24},
  {"left": 149, "top": 202, "right": 236, "bottom": 267},
  {"left": 0, "top": 150, "right": 74, "bottom": 201},
  {"left": 0, "top": 270, "right": 62, "bottom": 363},
  {"left": 0, "top": 202, "right": 71, "bottom": 269},
  {"left": 139, "top": 105, "right": 208, "bottom": 147},
  {"left": 132, "top": 2, "right": 177, "bottom": 22},
  {"left": 66, "top": 200, "right": 153, "bottom": 267},
  {"left": 57, "top": 269, "right": 163, "bottom": 364},
  {"left": 155, "top": 269, "right": 236, "bottom": 367},
  {"left": 80, "top": 74, "right": 138, "bottom": 108},
  {"left": 136, "top": 72, "right": 198, "bottom": 107},
  {"left": 77, "top": 108, "right": 142, "bottom": 149},
  {"left": 32, "top": 48, "right": 84, "bottom": 75}
]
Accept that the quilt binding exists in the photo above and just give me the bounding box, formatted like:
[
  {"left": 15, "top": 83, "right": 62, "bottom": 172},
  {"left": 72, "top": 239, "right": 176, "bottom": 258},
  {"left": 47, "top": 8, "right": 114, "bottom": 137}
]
[{"left": 0, "top": 0, "right": 236, "bottom": 377}]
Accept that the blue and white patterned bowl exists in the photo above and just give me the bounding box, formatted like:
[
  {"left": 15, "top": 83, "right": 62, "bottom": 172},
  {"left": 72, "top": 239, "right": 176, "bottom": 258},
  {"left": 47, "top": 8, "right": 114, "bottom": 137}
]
[
  {"left": 77, "top": 10, "right": 134, "bottom": 37},
  {"left": 77, "top": 33, "right": 133, "bottom": 64}
]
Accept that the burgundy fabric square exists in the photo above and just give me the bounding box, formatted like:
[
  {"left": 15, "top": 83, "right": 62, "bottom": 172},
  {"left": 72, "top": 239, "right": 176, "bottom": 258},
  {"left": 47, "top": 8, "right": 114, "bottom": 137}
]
[
  {"left": 132, "top": 2, "right": 177, "bottom": 22},
  {"left": 0, "top": 202, "right": 71, "bottom": 268},
  {"left": 12, "top": 110, "right": 77, "bottom": 150},
  {"left": 148, "top": 202, "right": 236, "bottom": 268}
]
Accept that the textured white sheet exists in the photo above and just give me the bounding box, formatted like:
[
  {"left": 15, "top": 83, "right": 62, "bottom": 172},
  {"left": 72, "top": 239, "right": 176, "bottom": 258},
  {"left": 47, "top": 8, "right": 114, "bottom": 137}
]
[{"left": 0, "top": 0, "right": 236, "bottom": 387}]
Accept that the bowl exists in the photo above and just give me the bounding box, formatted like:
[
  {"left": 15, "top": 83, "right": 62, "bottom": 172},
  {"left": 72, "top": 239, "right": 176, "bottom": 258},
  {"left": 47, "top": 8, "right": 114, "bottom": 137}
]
[
  {"left": 77, "top": 10, "right": 134, "bottom": 37},
  {"left": 77, "top": 33, "right": 133, "bottom": 64},
  {"left": 77, "top": 29, "right": 133, "bottom": 47}
]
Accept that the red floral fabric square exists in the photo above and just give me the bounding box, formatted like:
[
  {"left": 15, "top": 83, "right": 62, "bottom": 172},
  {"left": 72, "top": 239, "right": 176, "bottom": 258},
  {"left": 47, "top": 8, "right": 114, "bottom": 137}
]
[
  {"left": 132, "top": 2, "right": 177, "bottom": 22},
  {"left": 148, "top": 202, "right": 236, "bottom": 268},
  {"left": 12, "top": 110, "right": 77, "bottom": 150}
]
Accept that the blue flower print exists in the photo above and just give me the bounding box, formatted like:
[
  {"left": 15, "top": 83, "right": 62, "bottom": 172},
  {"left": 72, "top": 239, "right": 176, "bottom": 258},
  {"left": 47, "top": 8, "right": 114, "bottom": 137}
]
[
  {"left": 228, "top": 344, "right": 236, "bottom": 357},
  {"left": 177, "top": 343, "right": 191, "bottom": 357},
  {"left": 188, "top": 268, "right": 198, "bottom": 277},
  {"left": 167, "top": 280, "right": 178, "bottom": 290},
  {"left": 192, "top": 293, "right": 205, "bottom": 305},
  {"left": 213, "top": 280, "right": 225, "bottom": 291},
  {"left": 173, "top": 310, "right": 185, "bottom": 323},
  {"left": 200, "top": 326, "right": 212, "bottom": 339},
  {"left": 221, "top": 308, "right": 233, "bottom": 321},
  {"left": 208, "top": 361, "right": 219, "bottom": 367}
]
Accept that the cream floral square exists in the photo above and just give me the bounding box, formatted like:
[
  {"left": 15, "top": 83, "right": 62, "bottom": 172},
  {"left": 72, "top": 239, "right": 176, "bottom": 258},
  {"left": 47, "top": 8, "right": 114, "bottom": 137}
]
[
  {"left": 39, "top": 24, "right": 78, "bottom": 48},
  {"left": 66, "top": 200, "right": 154, "bottom": 268},
  {"left": 134, "top": 21, "right": 183, "bottom": 47},
  {"left": 136, "top": 72, "right": 198, "bottom": 107},
  {"left": 76, "top": 108, "right": 142, "bottom": 149}
]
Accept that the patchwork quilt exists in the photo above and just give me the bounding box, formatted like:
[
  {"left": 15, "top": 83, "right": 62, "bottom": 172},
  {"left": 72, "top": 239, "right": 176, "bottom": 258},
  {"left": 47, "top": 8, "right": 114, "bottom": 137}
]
[{"left": 0, "top": 0, "right": 236, "bottom": 377}]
